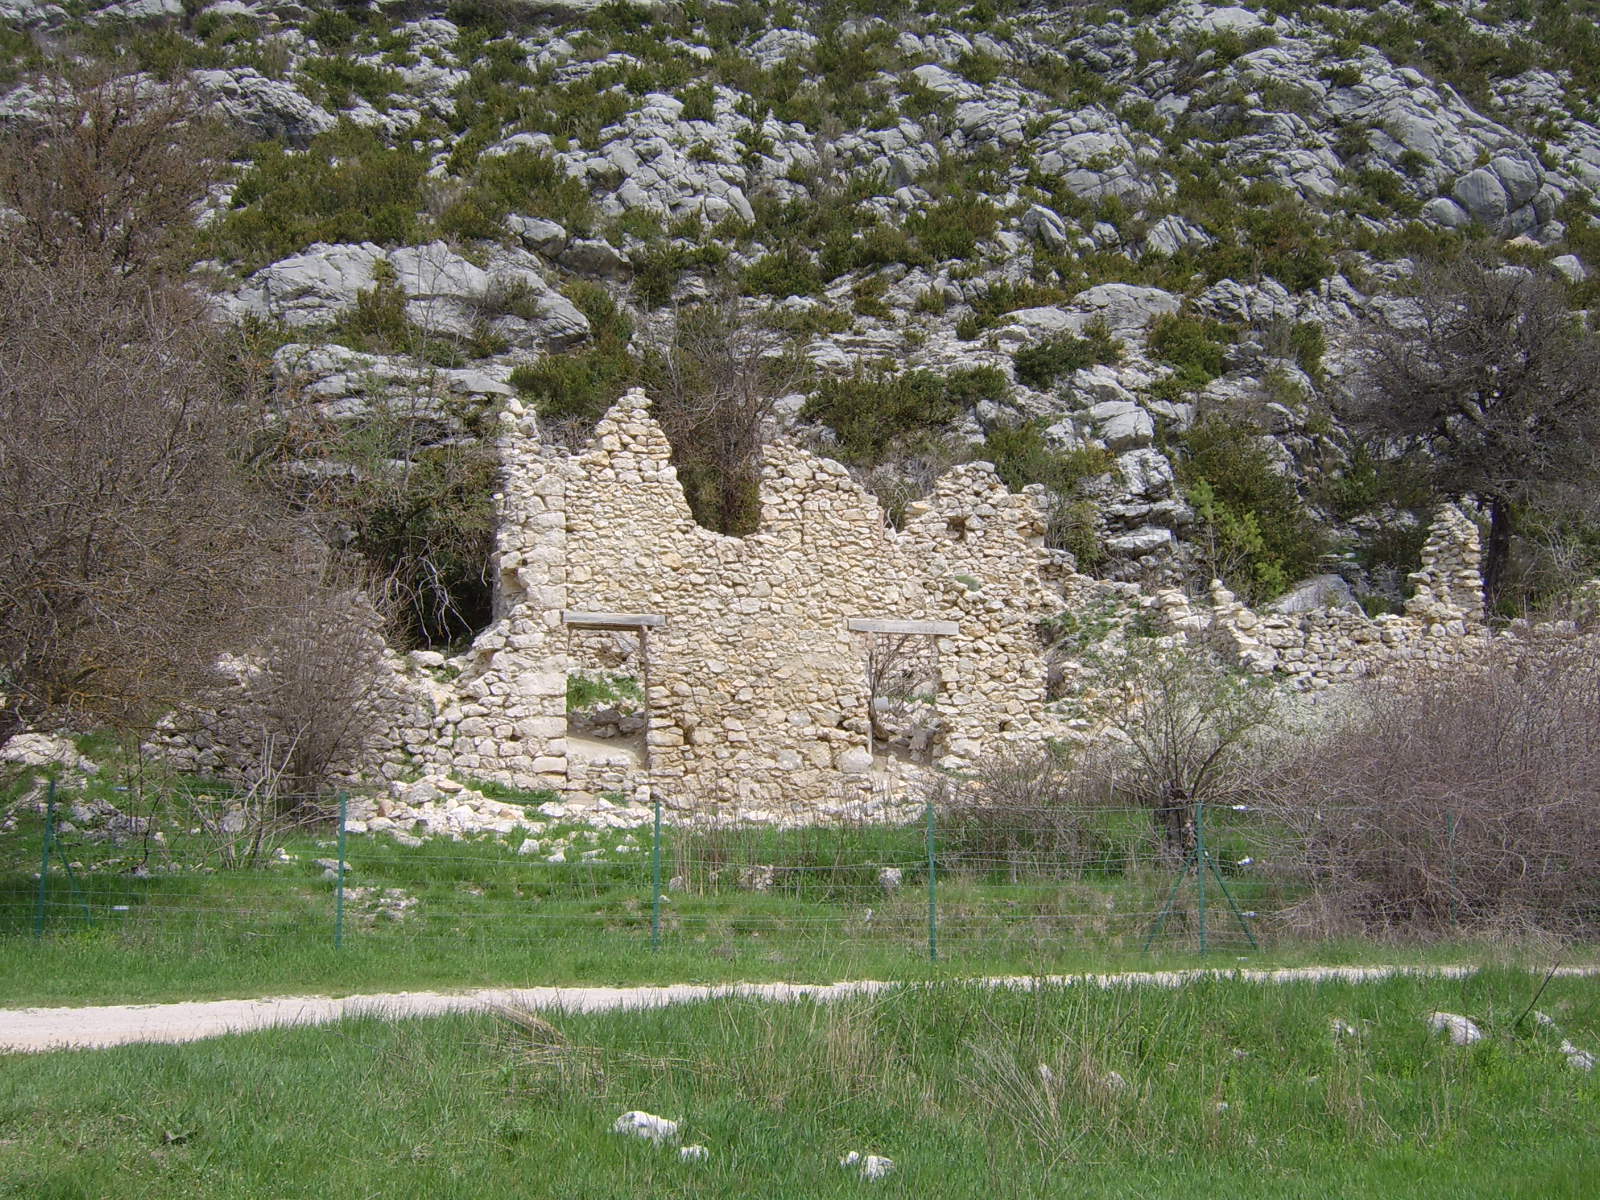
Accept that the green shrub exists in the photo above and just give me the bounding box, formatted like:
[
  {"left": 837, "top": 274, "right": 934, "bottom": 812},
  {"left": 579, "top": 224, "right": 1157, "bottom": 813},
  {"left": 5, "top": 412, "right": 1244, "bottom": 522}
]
[
  {"left": 742, "top": 248, "right": 822, "bottom": 298},
  {"left": 474, "top": 148, "right": 598, "bottom": 235},
  {"left": 305, "top": 8, "right": 363, "bottom": 47},
  {"left": 1176, "top": 417, "right": 1324, "bottom": 601},
  {"left": 327, "top": 260, "right": 413, "bottom": 352},
  {"left": 959, "top": 279, "right": 1072, "bottom": 335},
  {"left": 802, "top": 367, "right": 1010, "bottom": 465},
  {"left": 509, "top": 282, "right": 636, "bottom": 428},
  {"left": 208, "top": 124, "right": 430, "bottom": 269},
  {"left": 980, "top": 420, "right": 1113, "bottom": 560},
  {"left": 906, "top": 194, "right": 998, "bottom": 262},
  {"left": 1012, "top": 320, "right": 1123, "bottom": 390},
  {"left": 300, "top": 56, "right": 402, "bottom": 111},
  {"left": 679, "top": 81, "right": 717, "bottom": 122},
  {"left": 1147, "top": 311, "right": 1230, "bottom": 388}
]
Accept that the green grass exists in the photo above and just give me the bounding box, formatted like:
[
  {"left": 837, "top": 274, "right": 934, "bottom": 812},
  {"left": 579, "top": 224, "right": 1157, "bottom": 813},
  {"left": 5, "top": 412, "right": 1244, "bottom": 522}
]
[
  {"left": 0, "top": 757, "right": 1589, "bottom": 1008},
  {"left": 3, "top": 971, "right": 1598, "bottom": 1196},
  {"left": 0, "top": 780, "right": 1587, "bottom": 1009}
]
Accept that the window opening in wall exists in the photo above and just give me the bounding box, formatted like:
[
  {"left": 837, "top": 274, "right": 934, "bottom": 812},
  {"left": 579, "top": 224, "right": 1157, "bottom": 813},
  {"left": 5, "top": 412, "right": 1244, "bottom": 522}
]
[{"left": 855, "top": 629, "right": 946, "bottom": 766}]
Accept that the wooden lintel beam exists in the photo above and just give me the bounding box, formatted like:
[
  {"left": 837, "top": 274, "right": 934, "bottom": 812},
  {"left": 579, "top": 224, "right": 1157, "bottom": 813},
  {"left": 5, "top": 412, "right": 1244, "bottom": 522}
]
[
  {"left": 846, "top": 618, "right": 960, "bottom": 636},
  {"left": 562, "top": 610, "right": 666, "bottom": 629}
]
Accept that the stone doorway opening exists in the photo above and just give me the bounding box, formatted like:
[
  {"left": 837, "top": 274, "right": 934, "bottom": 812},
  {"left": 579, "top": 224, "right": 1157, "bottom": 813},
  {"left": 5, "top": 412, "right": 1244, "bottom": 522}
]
[{"left": 561, "top": 611, "right": 662, "bottom": 804}]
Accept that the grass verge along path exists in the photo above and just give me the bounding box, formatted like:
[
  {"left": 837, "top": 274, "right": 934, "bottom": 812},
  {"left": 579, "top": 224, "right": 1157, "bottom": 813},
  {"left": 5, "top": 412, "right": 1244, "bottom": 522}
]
[
  {"left": 3, "top": 963, "right": 1597, "bottom": 1053},
  {"left": 2, "top": 969, "right": 1597, "bottom": 1198}
]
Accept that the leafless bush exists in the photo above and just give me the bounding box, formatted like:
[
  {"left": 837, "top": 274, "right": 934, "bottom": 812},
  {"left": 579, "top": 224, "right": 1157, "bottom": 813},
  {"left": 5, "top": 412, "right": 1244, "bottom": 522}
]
[
  {"left": 644, "top": 301, "right": 805, "bottom": 534},
  {"left": 1258, "top": 634, "right": 1600, "bottom": 936},
  {"left": 240, "top": 573, "right": 395, "bottom": 804},
  {"left": 0, "top": 71, "right": 224, "bottom": 276},
  {"left": 1087, "top": 643, "right": 1279, "bottom": 863},
  {"left": 933, "top": 745, "right": 1097, "bottom": 881},
  {"left": 863, "top": 632, "right": 940, "bottom": 755},
  {"left": 0, "top": 249, "right": 286, "bottom": 744},
  {"left": 175, "top": 752, "right": 326, "bottom": 868}
]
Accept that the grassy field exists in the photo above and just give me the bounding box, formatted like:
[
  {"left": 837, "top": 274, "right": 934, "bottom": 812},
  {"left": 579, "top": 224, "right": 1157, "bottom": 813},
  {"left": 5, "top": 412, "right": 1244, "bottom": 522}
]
[
  {"left": 2, "top": 765, "right": 1562, "bottom": 1008},
  {"left": 4, "top": 753, "right": 1593, "bottom": 1008},
  {"left": 2, "top": 970, "right": 1597, "bottom": 1198}
]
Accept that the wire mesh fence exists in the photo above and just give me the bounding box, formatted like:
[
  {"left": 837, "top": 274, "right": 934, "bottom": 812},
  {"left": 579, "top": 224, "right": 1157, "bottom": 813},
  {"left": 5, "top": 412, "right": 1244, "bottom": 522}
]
[
  {"left": 0, "top": 775, "right": 1400, "bottom": 972},
  {"left": 7, "top": 764, "right": 1597, "bottom": 991}
]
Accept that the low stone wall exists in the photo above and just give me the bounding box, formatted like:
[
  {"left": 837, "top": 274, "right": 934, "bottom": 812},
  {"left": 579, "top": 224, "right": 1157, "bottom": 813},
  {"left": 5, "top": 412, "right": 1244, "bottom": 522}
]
[{"left": 1143, "top": 505, "right": 1490, "bottom": 688}]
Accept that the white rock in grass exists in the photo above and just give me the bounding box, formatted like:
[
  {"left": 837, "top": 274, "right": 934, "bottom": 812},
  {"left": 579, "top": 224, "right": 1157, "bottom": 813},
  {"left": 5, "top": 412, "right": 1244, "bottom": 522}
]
[
  {"left": 1330, "top": 1018, "right": 1359, "bottom": 1040},
  {"left": 679, "top": 1144, "right": 709, "bottom": 1162},
  {"left": 1427, "top": 1012, "right": 1484, "bottom": 1045},
  {"left": 877, "top": 867, "right": 902, "bottom": 894},
  {"left": 840, "top": 1151, "right": 895, "bottom": 1180},
  {"left": 1560, "top": 1040, "right": 1596, "bottom": 1071},
  {"left": 612, "top": 1111, "right": 679, "bottom": 1144}
]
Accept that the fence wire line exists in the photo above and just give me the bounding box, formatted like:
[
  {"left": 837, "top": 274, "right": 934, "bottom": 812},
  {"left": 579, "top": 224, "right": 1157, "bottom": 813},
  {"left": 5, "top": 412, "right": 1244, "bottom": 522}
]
[{"left": 12, "top": 784, "right": 1565, "bottom": 958}]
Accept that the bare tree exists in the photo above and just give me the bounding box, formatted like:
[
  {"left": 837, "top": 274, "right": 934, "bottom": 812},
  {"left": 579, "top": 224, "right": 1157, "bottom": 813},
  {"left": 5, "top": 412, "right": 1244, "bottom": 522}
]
[
  {"left": 644, "top": 302, "right": 807, "bottom": 534},
  {"left": 1090, "top": 643, "right": 1278, "bottom": 861},
  {"left": 0, "top": 70, "right": 224, "bottom": 276},
  {"left": 1344, "top": 248, "right": 1600, "bottom": 616},
  {"left": 240, "top": 571, "right": 395, "bottom": 804},
  {"left": 0, "top": 248, "right": 286, "bottom": 746},
  {"left": 862, "top": 632, "right": 939, "bottom": 753}
]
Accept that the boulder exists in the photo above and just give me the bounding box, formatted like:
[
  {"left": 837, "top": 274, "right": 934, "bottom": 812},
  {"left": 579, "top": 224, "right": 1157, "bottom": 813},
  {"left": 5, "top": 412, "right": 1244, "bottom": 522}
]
[
  {"left": 1422, "top": 196, "right": 1472, "bottom": 230},
  {"left": 1452, "top": 168, "right": 1509, "bottom": 229},
  {"left": 191, "top": 68, "right": 336, "bottom": 147},
  {"left": 1268, "top": 574, "right": 1363, "bottom": 615},
  {"left": 1078, "top": 283, "right": 1182, "bottom": 335},
  {"left": 1020, "top": 204, "right": 1070, "bottom": 250}
]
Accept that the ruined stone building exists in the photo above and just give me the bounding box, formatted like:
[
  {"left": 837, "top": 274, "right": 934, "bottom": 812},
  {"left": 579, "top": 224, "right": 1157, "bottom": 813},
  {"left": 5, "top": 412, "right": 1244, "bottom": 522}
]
[
  {"left": 155, "top": 391, "right": 1508, "bottom": 815},
  {"left": 444, "top": 389, "right": 1057, "bottom": 810}
]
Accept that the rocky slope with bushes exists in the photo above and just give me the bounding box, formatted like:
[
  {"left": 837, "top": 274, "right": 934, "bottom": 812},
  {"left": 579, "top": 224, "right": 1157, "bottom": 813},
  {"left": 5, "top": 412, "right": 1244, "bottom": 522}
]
[{"left": 7, "top": 0, "right": 1600, "bottom": 644}]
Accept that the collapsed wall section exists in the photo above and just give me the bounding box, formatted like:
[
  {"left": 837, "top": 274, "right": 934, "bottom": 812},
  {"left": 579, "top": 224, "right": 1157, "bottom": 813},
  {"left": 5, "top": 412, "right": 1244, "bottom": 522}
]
[{"left": 1145, "top": 504, "right": 1491, "bottom": 687}]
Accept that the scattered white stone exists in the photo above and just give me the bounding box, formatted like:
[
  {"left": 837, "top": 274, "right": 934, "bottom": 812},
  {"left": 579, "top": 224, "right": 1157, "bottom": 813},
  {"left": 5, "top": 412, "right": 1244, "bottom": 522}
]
[
  {"left": 877, "top": 867, "right": 903, "bottom": 894},
  {"left": 740, "top": 864, "right": 776, "bottom": 892},
  {"left": 1561, "top": 1040, "right": 1596, "bottom": 1072},
  {"left": 1427, "top": 1011, "right": 1485, "bottom": 1045},
  {"left": 840, "top": 1151, "right": 895, "bottom": 1180},
  {"left": 612, "top": 1111, "right": 678, "bottom": 1144},
  {"left": 679, "top": 1144, "right": 709, "bottom": 1162}
]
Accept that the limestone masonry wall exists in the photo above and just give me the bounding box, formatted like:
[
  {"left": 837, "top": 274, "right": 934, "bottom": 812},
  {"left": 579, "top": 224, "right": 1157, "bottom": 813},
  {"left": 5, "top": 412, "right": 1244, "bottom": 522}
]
[{"left": 151, "top": 393, "right": 1550, "bottom": 815}]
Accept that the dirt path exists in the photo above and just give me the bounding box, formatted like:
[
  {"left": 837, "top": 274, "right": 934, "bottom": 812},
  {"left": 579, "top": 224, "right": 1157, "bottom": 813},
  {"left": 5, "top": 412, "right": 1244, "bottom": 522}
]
[{"left": 2, "top": 964, "right": 1594, "bottom": 1054}]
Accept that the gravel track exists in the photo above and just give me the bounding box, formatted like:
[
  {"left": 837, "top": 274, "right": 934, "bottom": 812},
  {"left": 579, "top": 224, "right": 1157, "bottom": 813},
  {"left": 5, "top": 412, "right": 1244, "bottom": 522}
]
[{"left": 3, "top": 964, "right": 1594, "bottom": 1054}]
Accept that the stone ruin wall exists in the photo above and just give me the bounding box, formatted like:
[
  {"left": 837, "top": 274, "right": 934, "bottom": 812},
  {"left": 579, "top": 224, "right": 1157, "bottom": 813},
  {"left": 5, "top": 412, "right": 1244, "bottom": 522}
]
[
  {"left": 150, "top": 392, "right": 1560, "bottom": 814},
  {"left": 439, "top": 389, "right": 1057, "bottom": 812},
  {"left": 1142, "top": 504, "right": 1491, "bottom": 689}
]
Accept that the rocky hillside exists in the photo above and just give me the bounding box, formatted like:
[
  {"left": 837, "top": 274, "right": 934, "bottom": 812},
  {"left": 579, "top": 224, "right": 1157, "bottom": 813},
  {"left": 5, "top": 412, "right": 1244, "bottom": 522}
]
[{"left": 6, "top": 0, "right": 1600, "bottom": 643}]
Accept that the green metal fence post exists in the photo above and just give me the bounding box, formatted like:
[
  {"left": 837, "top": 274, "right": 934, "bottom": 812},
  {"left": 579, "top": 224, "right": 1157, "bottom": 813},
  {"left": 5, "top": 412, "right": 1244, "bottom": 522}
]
[
  {"left": 926, "top": 798, "right": 938, "bottom": 964},
  {"left": 33, "top": 778, "right": 55, "bottom": 938},
  {"left": 1447, "top": 809, "right": 1458, "bottom": 927},
  {"left": 334, "top": 791, "right": 348, "bottom": 950},
  {"left": 1194, "top": 799, "right": 1208, "bottom": 954},
  {"left": 651, "top": 795, "right": 663, "bottom": 952}
]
